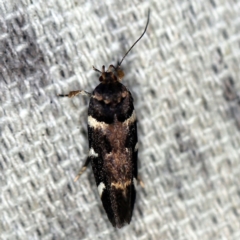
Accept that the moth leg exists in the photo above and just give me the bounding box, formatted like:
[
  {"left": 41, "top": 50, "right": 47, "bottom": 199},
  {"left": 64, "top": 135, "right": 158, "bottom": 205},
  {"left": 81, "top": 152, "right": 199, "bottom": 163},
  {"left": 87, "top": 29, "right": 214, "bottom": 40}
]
[
  {"left": 74, "top": 157, "right": 91, "bottom": 182},
  {"left": 58, "top": 90, "right": 91, "bottom": 98}
]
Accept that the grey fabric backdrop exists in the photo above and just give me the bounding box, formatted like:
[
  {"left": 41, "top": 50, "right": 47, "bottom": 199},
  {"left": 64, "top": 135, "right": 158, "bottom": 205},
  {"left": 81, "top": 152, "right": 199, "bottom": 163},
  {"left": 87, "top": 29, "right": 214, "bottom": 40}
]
[{"left": 1, "top": 0, "right": 240, "bottom": 239}]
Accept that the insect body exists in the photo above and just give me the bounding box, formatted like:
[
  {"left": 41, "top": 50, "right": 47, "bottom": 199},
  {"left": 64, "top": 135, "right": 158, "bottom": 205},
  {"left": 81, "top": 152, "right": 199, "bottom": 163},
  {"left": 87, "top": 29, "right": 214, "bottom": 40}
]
[{"left": 59, "top": 11, "right": 149, "bottom": 228}]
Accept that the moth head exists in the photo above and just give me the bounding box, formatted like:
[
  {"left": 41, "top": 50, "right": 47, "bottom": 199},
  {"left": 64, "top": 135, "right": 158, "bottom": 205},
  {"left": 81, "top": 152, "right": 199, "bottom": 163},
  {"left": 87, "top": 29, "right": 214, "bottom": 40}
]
[
  {"left": 92, "top": 10, "right": 149, "bottom": 85},
  {"left": 93, "top": 65, "right": 124, "bottom": 83}
]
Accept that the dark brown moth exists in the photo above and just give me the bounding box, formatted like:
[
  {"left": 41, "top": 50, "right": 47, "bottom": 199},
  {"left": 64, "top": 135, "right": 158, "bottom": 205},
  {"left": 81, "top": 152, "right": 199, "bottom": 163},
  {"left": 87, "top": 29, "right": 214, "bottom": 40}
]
[{"left": 59, "top": 10, "right": 149, "bottom": 228}]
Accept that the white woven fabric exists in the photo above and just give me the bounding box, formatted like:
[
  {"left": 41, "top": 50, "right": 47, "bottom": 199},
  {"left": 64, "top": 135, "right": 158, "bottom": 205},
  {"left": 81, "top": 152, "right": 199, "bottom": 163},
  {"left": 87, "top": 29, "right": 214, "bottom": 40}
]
[{"left": 1, "top": 0, "right": 240, "bottom": 239}]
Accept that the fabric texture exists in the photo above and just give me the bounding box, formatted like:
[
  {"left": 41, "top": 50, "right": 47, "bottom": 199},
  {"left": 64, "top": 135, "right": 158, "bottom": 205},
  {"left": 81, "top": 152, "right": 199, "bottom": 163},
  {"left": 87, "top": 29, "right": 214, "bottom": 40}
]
[{"left": 1, "top": 0, "right": 240, "bottom": 239}]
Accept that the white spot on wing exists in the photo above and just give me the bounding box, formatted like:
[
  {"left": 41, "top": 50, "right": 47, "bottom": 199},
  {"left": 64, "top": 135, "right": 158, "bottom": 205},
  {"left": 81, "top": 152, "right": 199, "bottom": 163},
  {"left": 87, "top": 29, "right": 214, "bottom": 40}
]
[
  {"left": 88, "top": 110, "right": 136, "bottom": 129},
  {"left": 88, "top": 115, "right": 109, "bottom": 129},
  {"left": 134, "top": 142, "right": 138, "bottom": 152},
  {"left": 123, "top": 110, "right": 136, "bottom": 126},
  {"left": 98, "top": 182, "right": 105, "bottom": 197},
  {"left": 133, "top": 178, "right": 137, "bottom": 187},
  {"left": 89, "top": 148, "right": 98, "bottom": 157}
]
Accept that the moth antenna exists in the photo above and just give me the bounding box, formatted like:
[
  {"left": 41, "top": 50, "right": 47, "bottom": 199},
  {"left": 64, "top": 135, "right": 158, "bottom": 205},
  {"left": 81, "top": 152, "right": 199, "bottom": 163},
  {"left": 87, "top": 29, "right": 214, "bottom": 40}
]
[{"left": 118, "top": 9, "right": 150, "bottom": 67}]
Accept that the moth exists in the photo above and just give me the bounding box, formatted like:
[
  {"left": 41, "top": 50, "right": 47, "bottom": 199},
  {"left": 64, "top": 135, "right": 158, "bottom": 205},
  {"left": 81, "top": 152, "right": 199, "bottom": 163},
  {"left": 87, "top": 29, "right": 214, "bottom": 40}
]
[{"left": 59, "top": 11, "right": 149, "bottom": 228}]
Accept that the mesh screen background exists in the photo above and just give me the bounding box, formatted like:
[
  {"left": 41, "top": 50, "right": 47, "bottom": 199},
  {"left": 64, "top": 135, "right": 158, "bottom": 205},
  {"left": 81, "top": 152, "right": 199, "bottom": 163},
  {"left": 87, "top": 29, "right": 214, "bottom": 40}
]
[{"left": 1, "top": 0, "right": 240, "bottom": 239}]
